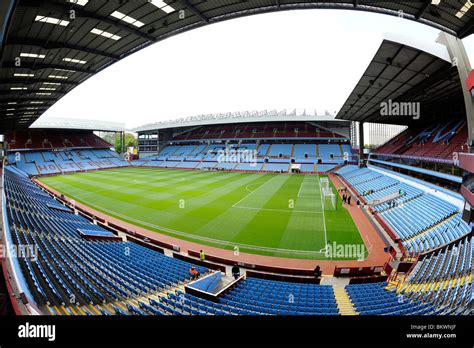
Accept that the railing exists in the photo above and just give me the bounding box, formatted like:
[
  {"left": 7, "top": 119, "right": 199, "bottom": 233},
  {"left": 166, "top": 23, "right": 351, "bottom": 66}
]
[{"left": 371, "top": 152, "right": 455, "bottom": 165}]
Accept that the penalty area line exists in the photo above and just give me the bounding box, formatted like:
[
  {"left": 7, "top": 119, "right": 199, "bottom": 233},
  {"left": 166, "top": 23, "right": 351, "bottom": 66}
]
[{"left": 232, "top": 205, "right": 323, "bottom": 214}]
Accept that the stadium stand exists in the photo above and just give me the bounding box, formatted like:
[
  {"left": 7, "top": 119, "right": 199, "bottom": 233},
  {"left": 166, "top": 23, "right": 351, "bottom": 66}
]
[
  {"left": 135, "top": 120, "right": 352, "bottom": 173},
  {"left": 0, "top": 0, "right": 472, "bottom": 325},
  {"left": 155, "top": 278, "right": 339, "bottom": 315},
  {"left": 374, "top": 121, "right": 468, "bottom": 161},
  {"left": 294, "top": 144, "right": 316, "bottom": 159},
  {"left": 7, "top": 149, "right": 128, "bottom": 176},
  {"left": 135, "top": 141, "right": 350, "bottom": 173},
  {"left": 5, "top": 131, "right": 111, "bottom": 150},
  {"left": 346, "top": 282, "right": 436, "bottom": 315},
  {"left": 268, "top": 144, "right": 293, "bottom": 158},
  {"left": 219, "top": 278, "right": 339, "bottom": 315},
  {"left": 5, "top": 131, "right": 128, "bottom": 176},
  {"left": 1, "top": 132, "right": 471, "bottom": 317},
  {"left": 3, "top": 167, "right": 209, "bottom": 313},
  {"left": 1, "top": 120, "right": 470, "bottom": 318},
  {"left": 390, "top": 235, "right": 472, "bottom": 315},
  {"left": 3, "top": 166, "right": 350, "bottom": 316},
  {"left": 335, "top": 166, "right": 471, "bottom": 255},
  {"left": 344, "top": 234, "right": 470, "bottom": 315}
]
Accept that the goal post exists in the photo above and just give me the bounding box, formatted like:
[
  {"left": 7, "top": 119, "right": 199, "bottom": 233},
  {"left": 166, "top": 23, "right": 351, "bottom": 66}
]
[
  {"left": 320, "top": 177, "right": 329, "bottom": 190},
  {"left": 321, "top": 186, "right": 336, "bottom": 211}
]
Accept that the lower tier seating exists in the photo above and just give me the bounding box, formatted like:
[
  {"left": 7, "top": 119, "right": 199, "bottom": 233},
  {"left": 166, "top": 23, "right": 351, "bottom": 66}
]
[
  {"left": 4, "top": 167, "right": 208, "bottom": 311},
  {"left": 396, "top": 235, "right": 472, "bottom": 315},
  {"left": 7, "top": 149, "right": 128, "bottom": 176},
  {"left": 335, "top": 166, "right": 471, "bottom": 255},
  {"left": 346, "top": 282, "right": 436, "bottom": 315}
]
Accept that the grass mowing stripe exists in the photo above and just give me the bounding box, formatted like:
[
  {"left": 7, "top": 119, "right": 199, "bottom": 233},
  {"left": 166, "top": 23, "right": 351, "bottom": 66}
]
[
  {"left": 39, "top": 167, "right": 364, "bottom": 260},
  {"left": 279, "top": 175, "right": 326, "bottom": 254}
]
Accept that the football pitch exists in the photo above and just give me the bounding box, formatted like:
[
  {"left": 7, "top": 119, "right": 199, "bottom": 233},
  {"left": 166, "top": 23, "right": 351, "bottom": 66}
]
[{"left": 39, "top": 167, "right": 366, "bottom": 260}]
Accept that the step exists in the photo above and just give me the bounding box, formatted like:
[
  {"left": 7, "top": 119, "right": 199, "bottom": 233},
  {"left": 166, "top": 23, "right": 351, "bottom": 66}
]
[{"left": 333, "top": 288, "right": 358, "bottom": 315}]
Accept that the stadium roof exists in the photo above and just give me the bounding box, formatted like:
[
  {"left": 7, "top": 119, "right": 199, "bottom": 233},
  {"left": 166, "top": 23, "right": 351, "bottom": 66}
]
[
  {"left": 30, "top": 116, "right": 125, "bottom": 131},
  {"left": 134, "top": 109, "right": 347, "bottom": 132},
  {"left": 1, "top": 1, "right": 473, "bottom": 131},
  {"left": 336, "top": 33, "right": 465, "bottom": 125}
]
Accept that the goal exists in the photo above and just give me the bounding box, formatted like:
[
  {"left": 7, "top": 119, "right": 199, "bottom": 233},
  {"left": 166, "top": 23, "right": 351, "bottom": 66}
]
[
  {"left": 320, "top": 177, "right": 330, "bottom": 190},
  {"left": 322, "top": 186, "right": 336, "bottom": 211}
]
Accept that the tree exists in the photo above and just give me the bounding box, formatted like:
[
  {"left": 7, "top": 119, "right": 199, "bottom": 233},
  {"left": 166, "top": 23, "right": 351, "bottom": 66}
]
[{"left": 99, "top": 132, "right": 137, "bottom": 154}]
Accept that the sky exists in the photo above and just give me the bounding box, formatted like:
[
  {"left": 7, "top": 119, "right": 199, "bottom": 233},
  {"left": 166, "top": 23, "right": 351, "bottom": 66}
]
[{"left": 34, "top": 9, "right": 474, "bottom": 130}]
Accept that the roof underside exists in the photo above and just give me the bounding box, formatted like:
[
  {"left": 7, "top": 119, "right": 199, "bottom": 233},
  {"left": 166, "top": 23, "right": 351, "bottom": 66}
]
[
  {"left": 29, "top": 116, "right": 125, "bottom": 131},
  {"left": 134, "top": 109, "right": 344, "bottom": 132},
  {"left": 137, "top": 118, "right": 350, "bottom": 135},
  {"left": 336, "top": 39, "right": 465, "bottom": 125},
  {"left": 1, "top": 0, "right": 473, "bottom": 131}
]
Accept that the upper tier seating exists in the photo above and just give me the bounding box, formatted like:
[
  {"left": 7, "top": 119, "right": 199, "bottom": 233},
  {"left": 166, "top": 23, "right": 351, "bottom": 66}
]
[
  {"left": 374, "top": 121, "right": 468, "bottom": 161},
  {"left": 5, "top": 131, "right": 112, "bottom": 150},
  {"left": 170, "top": 122, "right": 347, "bottom": 141}
]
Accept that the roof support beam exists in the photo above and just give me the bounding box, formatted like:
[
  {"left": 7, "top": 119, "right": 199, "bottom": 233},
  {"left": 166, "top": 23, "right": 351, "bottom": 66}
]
[
  {"left": 0, "top": 78, "right": 78, "bottom": 86},
  {"left": 359, "top": 66, "right": 459, "bottom": 123},
  {"left": 6, "top": 37, "right": 120, "bottom": 61},
  {"left": 0, "top": 97, "right": 55, "bottom": 103},
  {"left": 458, "top": 17, "right": 474, "bottom": 38},
  {"left": 18, "top": 0, "right": 156, "bottom": 42},
  {"left": 2, "top": 61, "right": 94, "bottom": 74},
  {"left": 0, "top": 89, "right": 66, "bottom": 96},
  {"left": 178, "top": 0, "right": 209, "bottom": 23},
  {"left": 415, "top": 1, "right": 431, "bottom": 20}
]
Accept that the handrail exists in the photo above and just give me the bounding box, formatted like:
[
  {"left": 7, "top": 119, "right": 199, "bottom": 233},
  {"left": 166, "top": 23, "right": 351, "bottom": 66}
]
[{"left": 371, "top": 152, "right": 456, "bottom": 165}]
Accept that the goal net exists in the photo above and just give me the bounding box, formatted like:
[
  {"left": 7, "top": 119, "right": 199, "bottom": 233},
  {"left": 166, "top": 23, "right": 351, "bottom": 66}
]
[
  {"left": 320, "top": 177, "right": 330, "bottom": 190},
  {"left": 321, "top": 186, "right": 336, "bottom": 211}
]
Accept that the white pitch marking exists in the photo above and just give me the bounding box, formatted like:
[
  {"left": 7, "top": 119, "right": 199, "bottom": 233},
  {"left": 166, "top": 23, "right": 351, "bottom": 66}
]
[
  {"left": 317, "top": 174, "right": 328, "bottom": 248},
  {"left": 49, "top": 196, "right": 326, "bottom": 255},
  {"left": 232, "top": 175, "right": 281, "bottom": 208},
  {"left": 297, "top": 176, "right": 319, "bottom": 198},
  {"left": 232, "top": 205, "right": 323, "bottom": 214}
]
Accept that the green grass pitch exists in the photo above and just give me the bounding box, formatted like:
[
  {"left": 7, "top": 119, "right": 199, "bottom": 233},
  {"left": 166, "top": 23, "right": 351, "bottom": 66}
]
[{"left": 39, "top": 167, "right": 367, "bottom": 260}]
